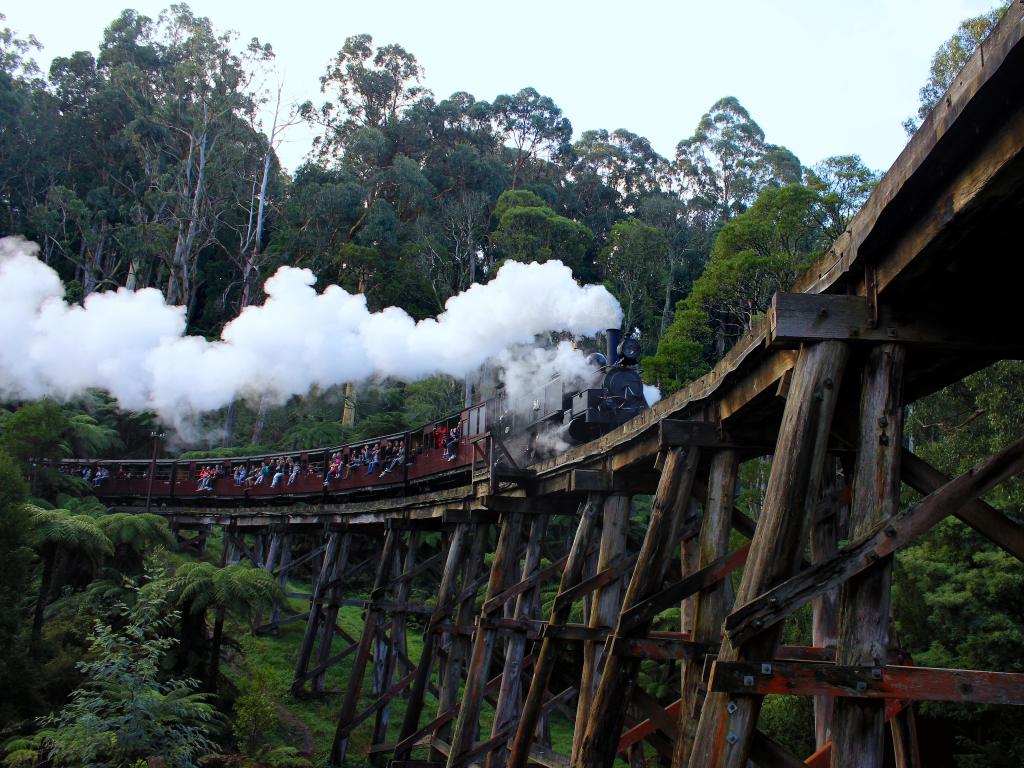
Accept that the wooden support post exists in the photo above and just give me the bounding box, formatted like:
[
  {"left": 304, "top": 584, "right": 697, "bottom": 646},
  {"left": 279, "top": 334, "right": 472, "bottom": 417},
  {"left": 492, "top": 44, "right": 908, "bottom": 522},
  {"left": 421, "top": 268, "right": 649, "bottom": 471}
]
[
  {"left": 811, "top": 461, "right": 843, "bottom": 749},
  {"left": 574, "top": 446, "right": 702, "bottom": 768},
  {"left": 687, "top": 340, "right": 849, "bottom": 768},
  {"left": 573, "top": 494, "right": 630, "bottom": 763},
  {"left": 314, "top": 531, "right": 352, "bottom": 691},
  {"left": 508, "top": 496, "right": 603, "bottom": 768},
  {"left": 373, "top": 531, "right": 421, "bottom": 762},
  {"left": 833, "top": 344, "right": 905, "bottom": 768},
  {"left": 293, "top": 531, "right": 343, "bottom": 694},
  {"left": 395, "top": 522, "right": 471, "bottom": 761},
  {"left": 253, "top": 529, "right": 283, "bottom": 630},
  {"left": 330, "top": 527, "right": 398, "bottom": 766},
  {"left": 434, "top": 523, "right": 487, "bottom": 759},
  {"left": 488, "top": 515, "right": 550, "bottom": 768},
  {"left": 372, "top": 548, "right": 400, "bottom": 696},
  {"left": 270, "top": 534, "right": 290, "bottom": 627},
  {"left": 672, "top": 449, "right": 739, "bottom": 768},
  {"left": 445, "top": 512, "right": 524, "bottom": 768}
]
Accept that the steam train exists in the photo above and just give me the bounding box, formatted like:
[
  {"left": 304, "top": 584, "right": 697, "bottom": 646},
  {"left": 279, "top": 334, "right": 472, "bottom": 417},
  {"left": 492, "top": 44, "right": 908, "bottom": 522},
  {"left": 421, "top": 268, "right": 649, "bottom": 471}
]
[{"left": 62, "top": 329, "right": 649, "bottom": 506}]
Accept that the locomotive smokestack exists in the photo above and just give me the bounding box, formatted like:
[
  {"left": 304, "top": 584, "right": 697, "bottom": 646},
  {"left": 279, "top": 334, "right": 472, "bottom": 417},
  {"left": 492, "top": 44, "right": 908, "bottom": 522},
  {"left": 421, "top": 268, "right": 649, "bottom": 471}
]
[{"left": 606, "top": 328, "right": 621, "bottom": 366}]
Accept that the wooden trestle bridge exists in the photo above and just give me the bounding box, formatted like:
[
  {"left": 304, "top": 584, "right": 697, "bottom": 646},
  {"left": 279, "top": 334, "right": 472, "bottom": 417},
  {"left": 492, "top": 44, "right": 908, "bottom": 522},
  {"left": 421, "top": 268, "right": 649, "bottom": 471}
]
[{"left": 109, "top": 9, "right": 1024, "bottom": 768}]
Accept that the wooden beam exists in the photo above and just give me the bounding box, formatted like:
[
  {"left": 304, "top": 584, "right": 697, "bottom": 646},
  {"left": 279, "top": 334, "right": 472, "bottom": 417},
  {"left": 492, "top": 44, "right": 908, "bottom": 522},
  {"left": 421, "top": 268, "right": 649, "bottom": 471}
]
[
  {"left": 618, "top": 543, "right": 749, "bottom": 634},
  {"left": 659, "top": 420, "right": 725, "bottom": 449},
  {"left": 571, "top": 469, "right": 613, "bottom": 493},
  {"left": 575, "top": 447, "right": 702, "bottom": 768},
  {"left": 901, "top": 448, "right": 1024, "bottom": 562},
  {"left": 552, "top": 551, "right": 636, "bottom": 612},
  {"left": 710, "top": 661, "right": 1024, "bottom": 706},
  {"left": 726, "top": 432, "right": 1024, "bottom": 648},
  {"left": 767, "top": 293, "right": 1024, "bottom": 354}
]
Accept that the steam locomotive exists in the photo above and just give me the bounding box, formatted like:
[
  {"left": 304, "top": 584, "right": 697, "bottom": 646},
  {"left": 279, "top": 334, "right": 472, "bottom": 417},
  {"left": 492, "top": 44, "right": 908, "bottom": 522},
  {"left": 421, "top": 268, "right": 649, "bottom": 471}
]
[
  {"left": 496, "top": 328, "right": 651, "bottom": 462},
  {"left": 62, "top": 329, "right": 650, "bottom": 505}
]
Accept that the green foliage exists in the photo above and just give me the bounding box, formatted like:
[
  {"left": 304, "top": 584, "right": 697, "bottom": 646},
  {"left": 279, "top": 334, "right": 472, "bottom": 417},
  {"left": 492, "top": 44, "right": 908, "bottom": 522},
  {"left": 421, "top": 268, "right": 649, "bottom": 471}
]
[
  {"left": 491, "top": 190, "right": 595, "bottom": 280},
  {"left": 232, "top": 669, "right": 281, "bottom": 755},
  {"left": 5, "top": 583, "right": 221, "bottom": 768},
  {"left": 893, "top": 361, "right": 1024, "bottom": 765},
  {"left": 675, "top": 96, "right": 801, "bottom": 221},
  {"left": 598, "top": 219, "right": 668, "bottom": 342},
  {"left": 904, "top": 3, "right": 1010, "bottom": 134},
  {"left": 159, "top": 562, "right": 283, "bottom": 619},
  {"left": 0, "top": 450, "right": 37, "bottom": 724},
  {"left": 645, "top": 184, "right": 824, "bottom": 391}
]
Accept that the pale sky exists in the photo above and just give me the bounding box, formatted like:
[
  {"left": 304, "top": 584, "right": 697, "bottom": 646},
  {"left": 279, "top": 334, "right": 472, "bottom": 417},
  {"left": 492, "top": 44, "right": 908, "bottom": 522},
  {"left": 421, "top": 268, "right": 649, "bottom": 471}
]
[{"left": 5, "top": 0, "right": 999, "bottom": 176}]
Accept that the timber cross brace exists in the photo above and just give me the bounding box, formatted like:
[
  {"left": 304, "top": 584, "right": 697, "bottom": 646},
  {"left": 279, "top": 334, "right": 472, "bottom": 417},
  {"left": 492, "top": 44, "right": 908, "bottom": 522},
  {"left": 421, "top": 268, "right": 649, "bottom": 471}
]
[{"left": 110, "top": 7, "right": 1024, "bottom": 766}]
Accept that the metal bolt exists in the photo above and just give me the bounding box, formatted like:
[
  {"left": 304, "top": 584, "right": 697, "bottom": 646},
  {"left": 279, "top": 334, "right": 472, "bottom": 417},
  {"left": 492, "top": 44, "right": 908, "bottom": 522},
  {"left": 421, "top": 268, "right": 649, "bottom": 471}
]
[
  {"left": 726, "top": 732, "right": 739, "bottom": 745},
  {"left": 768, "top": 596, "right": 778, "bottom": 608},
  {"left": 878, "top": 416, "right": 888, "bottom": 427},
  {"left": 885, "top": 525, "right": 897, "bottom": 537},
  {"left": 856, "top": 681, "right": 868, "bottom": 692},
  {"left": 742, "top": 675, "right": 755, "bottom": 687},
  {"left": 887, "top": 327, "right": 897, "bottom": 338},
  {"left": 760, "top": 663, "right": 773, "bottom": 675},
  {"left": 753, "top": 618, "right": 764, "bottom": 629},
  {"left": 867, "top": 552, "right": 880, "bottom": 563},
  {"left": 824, "top": 377, "right": 834, "bottom": 389},
  {"left": 871, "top": 668, "right": 883, "bottom": 680},
  {"left": 726, "top": 701, "right": 739, "bottom": 714}
]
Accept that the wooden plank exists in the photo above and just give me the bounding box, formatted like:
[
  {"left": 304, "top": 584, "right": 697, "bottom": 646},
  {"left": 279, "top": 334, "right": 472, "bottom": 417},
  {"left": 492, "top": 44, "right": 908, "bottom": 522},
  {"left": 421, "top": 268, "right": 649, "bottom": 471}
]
[
  {"left": 631, "top": 687, "right": 678, "bottom": 740},
  {"left": 717, "top": 350, "right": 798, "bottom": 423},
  {"left": 659, "top": 420, "right": 725, "bottom": 449},
  {"left": 618, "top": 543, "right": 750, "bottom": 634},
  {"left": 553, "top": 551, "right": 635, "bottom": 611},
  {"left": 611, "top": 636, "right": 716, "bottom": 661},
  {"left": 710, "top": 661, "right": 1024, "bottom": 706},
  {"left": 726, "top": 433, "right": 1024, "bottom": 648},
  {"left": 810, "top": 461, "right": 842, "bottom": 750},
  {"left": 482, "top": 552, "right": 568, "bottom": 614},
  {"left": 571, "top": 469, "right": 613, "bottom": 493}
]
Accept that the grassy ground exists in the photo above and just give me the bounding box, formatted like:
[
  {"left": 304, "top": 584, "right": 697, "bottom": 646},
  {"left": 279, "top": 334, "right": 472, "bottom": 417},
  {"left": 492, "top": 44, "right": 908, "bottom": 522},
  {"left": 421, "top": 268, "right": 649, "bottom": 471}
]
[{"left": 218, "top": 577, "right": 580, "bottom": 766}]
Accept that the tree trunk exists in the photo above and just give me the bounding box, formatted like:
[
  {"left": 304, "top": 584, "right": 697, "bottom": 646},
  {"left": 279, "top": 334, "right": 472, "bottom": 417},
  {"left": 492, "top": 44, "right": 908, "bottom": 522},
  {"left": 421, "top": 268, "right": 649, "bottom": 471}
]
[
  {"left": 31, "top": 548, "right": 57, "bottom": 643},
  {"left": 208, "top": 606, "right": 226, "bottom": 689},
  {"left": 251, "top": 397, "right": 269, "bottom": 446}
]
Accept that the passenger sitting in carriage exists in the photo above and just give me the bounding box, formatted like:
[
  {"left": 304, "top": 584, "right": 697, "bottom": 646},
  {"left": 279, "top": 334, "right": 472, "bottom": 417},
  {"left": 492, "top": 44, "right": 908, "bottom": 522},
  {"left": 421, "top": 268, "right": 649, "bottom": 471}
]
[{"left": 380, "top": 442, "right": 406, "bottom": 477}]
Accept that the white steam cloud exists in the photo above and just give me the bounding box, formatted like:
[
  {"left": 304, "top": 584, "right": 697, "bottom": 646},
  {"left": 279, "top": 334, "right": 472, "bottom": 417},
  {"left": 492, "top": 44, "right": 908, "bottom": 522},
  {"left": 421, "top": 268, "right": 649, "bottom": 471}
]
[{"left": 0, "top": 237, "right": 624, "bottom": 424}]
